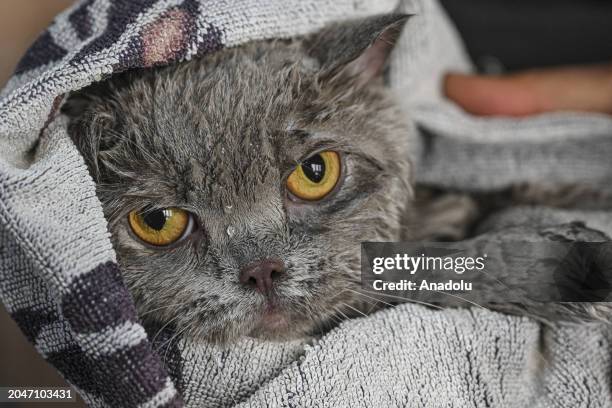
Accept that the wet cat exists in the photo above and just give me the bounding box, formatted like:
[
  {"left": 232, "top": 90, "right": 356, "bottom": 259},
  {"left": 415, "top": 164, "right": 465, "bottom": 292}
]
[{"left": 63, "top": 15, "right": 417, "bottom": 343}]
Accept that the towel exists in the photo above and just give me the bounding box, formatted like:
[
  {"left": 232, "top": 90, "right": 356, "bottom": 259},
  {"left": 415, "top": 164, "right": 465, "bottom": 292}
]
[{"left": 0, "top": 0, "right": 610, "bottom": 407}]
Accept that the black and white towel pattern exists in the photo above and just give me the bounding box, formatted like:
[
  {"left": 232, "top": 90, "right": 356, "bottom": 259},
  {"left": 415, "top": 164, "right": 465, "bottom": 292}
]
[{"left": 1, "top": 0, "right": 611, "bottom": 407}]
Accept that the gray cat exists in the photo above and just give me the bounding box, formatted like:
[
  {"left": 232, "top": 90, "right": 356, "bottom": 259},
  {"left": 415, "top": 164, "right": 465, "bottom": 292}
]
[
  {"left": 63, "top": 15, "right": 418, "bottom": 343},
  {"left": 63, "top": 13, "right": 612, "bottom": 344}
]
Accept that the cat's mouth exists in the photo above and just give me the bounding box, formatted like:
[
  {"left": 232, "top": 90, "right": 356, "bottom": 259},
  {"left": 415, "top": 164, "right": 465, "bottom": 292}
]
[
  {"left": 257, "top": 304, "right": 290, "bottom": 331},
  {"left": 246, "top": 293, "right": 341, "bottom": 341},
  {"left": 249, "top": 298, "right": 291, "bottom": 337}
]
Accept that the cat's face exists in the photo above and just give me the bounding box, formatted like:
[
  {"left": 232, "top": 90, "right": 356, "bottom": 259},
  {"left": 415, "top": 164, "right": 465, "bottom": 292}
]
[{"left": 65, "top": 15, "right": 413, "bottom": 343}]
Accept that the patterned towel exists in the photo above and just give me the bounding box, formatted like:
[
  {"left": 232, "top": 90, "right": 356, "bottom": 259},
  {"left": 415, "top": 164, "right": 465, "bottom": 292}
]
[{"left": 1, "top": 0, "right": 610, "bottom": 407}]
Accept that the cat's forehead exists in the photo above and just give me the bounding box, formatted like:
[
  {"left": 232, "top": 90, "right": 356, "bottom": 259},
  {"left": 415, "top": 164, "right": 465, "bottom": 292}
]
[
  {"left": 112, "top": 42, "right": 355, "bottom": 208},
  {"left": 143, "top": 47, "right": 310, "bottom": 147},
  {"left": 135, "top": 104, "right": 299, "bottom": 209}
]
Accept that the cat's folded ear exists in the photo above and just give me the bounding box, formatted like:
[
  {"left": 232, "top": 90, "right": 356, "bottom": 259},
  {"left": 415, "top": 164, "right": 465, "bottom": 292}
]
[
  {"left": 304, "top": 14, "right": 411, "bottom": 86},
  {"left": 62, "top": 84, "right": 125, "bottom": 179}
]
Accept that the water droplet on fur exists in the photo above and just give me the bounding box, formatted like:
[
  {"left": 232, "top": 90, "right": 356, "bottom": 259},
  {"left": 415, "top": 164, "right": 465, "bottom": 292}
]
[
  {"left": 224, "top": 204, "right": 233, "bottom": 213},
  {"left": 226, "top": 226, "right": 236, "bottom": 238},
  {"left": 221, "top": 147, "right": 225, "bottom": 154}
]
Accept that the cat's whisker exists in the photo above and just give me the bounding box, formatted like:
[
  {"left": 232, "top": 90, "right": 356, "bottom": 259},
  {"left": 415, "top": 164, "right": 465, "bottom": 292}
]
[
  {"left": 303, "top": 306, "right": 327, "bottom": 338},
  {"left": 345, "top": 288, "right": 395, "bottom": 309},
  {"left": 348, "top": 291, "right": 382, "bottom": 315},
  {"left": 358, "top": 286, "right": 487, "bottom": 311},
  {"left": 353, "top": 288, "right": 446, "bottom": 311},
  {"left": 139, "top": 300, "right": 193, "bottom": 319},
  {"left": 339, "top": 302, "right": 368, "bottom": 318},
  {"left": 150, "top": 313, "right": 184, "bottom": 345},
  {"left": 161, "top": 323, "right": 191, "bottom": 364},
  {"left": 332, "top": 306, "right": 350, "bottom": 320},
  {"left": 470, "top": 268, "right": 516, "bottom": 294},
  {"left": 429, "top": 290, "right": 487, "bottom": 310}
]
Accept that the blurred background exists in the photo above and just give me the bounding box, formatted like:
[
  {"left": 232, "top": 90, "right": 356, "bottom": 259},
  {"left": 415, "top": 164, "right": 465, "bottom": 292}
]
[
  {"left": 0, "top": 1, "right": 610, "bottom": 407},
  {"left": 440, "top": 0, "right": 612, "bottom": 73},
  {"left": 0, "top": 1, "right": 74, "bottom": 87}
]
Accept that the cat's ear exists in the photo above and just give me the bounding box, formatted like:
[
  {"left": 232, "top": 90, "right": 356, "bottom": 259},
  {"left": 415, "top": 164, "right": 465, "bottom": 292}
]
[
  {"left": 304, "top": 14, "right": 410, "bottom": 86},
  {"left": 62, "top": 87, "right": 123, "bottom": 179}
]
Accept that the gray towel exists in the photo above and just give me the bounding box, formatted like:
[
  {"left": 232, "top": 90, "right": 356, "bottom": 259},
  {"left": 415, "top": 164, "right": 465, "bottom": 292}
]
[
  {"left": 170, "top": 306, "right": 611, "bottom": 407},
  {"left": 0, "top": 0, "right": 610, "bottom": 407}
]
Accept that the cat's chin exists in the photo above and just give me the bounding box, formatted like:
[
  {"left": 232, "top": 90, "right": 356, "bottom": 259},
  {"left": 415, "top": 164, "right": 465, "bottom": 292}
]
[
  {"left": 257, "top": 309, "right": 290, "bottom": 331},
  {"left": 247, "top": 313, "right": 343, "bottom": 343},
  {"left": 247, "top": 312, "right": 309, "bottom": 342}
]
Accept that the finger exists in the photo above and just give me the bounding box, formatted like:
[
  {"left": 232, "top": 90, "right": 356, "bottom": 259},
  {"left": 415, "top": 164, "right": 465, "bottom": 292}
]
[
  {"left": 444, "top": 73, "right": 541, "bottom": 116},
  {"left": 444, "top": 64, "right": 612, "bottom": 117}
]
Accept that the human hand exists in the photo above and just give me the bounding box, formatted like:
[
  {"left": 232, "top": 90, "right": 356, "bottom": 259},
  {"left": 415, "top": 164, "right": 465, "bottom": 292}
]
[{"left": 444, "top": 64, "right": 612, "bottom": 117}]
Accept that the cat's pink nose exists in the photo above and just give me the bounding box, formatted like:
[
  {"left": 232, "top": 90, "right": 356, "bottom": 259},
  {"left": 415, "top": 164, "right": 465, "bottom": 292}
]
[{"left": 239, "top": 259, "right": 285, "bottom": 294}]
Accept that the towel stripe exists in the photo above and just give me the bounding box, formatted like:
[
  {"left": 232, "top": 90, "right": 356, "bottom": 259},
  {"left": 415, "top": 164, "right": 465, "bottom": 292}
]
[
  {"left": 76, "top": 320, "right": 148, "bottom": 357},
  {"left": 46, "top": 340, "right": 173, "bottom": 408},
  {"left": 137, "top": 378, "right": 179, "bottom": 408},
  {"left": 10, "top": 307, "right": 58, "bottom": 343},
  {"left": 69, "top": 0, "right": 96, "bottom": 40},
  {"left": 14, "top": 31, "right": 67, "bottom": 74},
  {"left": 61, "top": 261, "right": 137, "bottom": 334}
]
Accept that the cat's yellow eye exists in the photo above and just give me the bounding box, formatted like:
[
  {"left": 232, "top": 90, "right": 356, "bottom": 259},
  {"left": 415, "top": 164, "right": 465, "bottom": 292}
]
[
  {"left": 287, "top": 151, "right": 341, "bottom": 201},
  {"left": 128, "top": 207, "right": 194, "bottom": 246}
]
